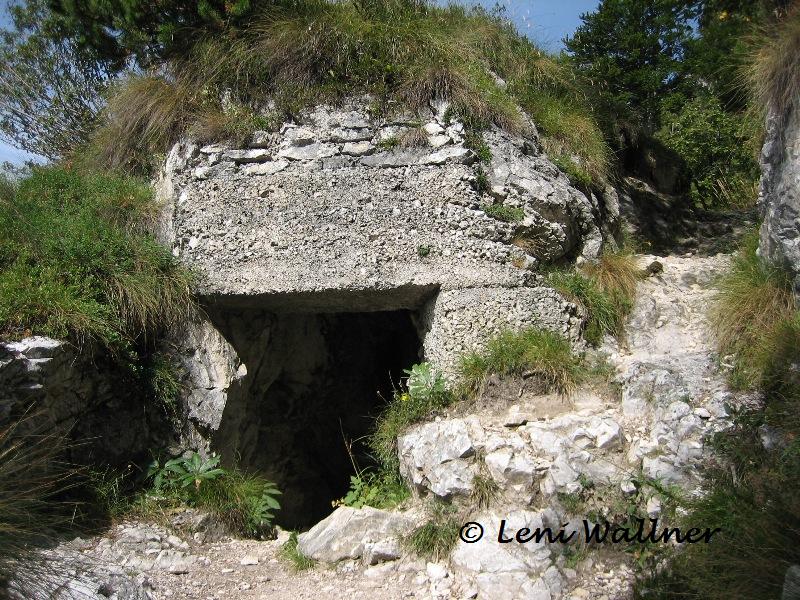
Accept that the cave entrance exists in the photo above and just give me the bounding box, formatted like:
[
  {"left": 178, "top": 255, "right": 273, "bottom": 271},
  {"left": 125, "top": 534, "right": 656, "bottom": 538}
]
[{"left": 208, "top": 307, "right": 423, "bottom": 529}]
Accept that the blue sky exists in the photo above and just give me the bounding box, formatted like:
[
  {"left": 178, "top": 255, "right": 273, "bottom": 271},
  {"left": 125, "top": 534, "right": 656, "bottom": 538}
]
[{"left": 0, "top": 0, "right": 600, "bottom": 166}]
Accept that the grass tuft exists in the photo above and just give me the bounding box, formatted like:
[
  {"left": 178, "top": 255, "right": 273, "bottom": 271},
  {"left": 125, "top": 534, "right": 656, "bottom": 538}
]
[
  {"left": 89, "top": 1, "right": 608, "bottom": 178},
  {"left": 548, "top": 249, "right": 638, "bottom": 345},
  {"left": 457, "top": 327, "right": 584, "bottom": 398},
  {"left": 482, "top": 202, "right": 524, "bottom": 222},
  {"left": 710, "top": 231, "right": 796, "bottom": 389},
  {"left": 404, "top": 502, "right": 460, "bottom": 561},
  {"left": 0, "top": 416, "right": 81, "bottom": 594},
  {"left": 0, "top": 166, "right": 194, "bottom": 355},
  {"left": 279, "top": 532, "right": 316, "bottom": 571},
  {"left": 471, "top": 472, "right": 499, "bottom": 509},
  {"left": 744, "top": 7, "right": 800, "bottom": 122}
]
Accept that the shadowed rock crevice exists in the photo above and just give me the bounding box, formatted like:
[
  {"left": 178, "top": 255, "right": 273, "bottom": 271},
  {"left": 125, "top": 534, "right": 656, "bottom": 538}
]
[{"left": 206, "top": 306, "right": 422, "bottom": 529}]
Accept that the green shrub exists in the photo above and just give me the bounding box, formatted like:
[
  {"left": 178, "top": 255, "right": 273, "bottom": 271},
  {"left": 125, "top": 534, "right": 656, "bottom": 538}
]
[
  {"left": 0, "top": 166, "right": 194, "bottom": 355},
  {"left": 458, "top": 327, "right": 584, "bottom": 397},
  {"left": 147, "top": 452, "right": 282, "bottom": 538},
  {"left": 339, "top": 468, "right": 410, "bottom": 510},
  {"left": 656, "top": 95, "right": 759, "bottom": 209},
  {"left": 371, "top": 362, "right": 452, "bottom": 471},
  {"left": 482, "top": 202, "right": 524, "bottom": 223}
]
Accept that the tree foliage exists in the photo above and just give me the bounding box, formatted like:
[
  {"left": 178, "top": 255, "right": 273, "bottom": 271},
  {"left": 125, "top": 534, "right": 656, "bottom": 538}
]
[
  {"left": 48, "top": 0, "right": 258, "bottom": 66},
  {"left": 0, "top": 0, "right": 115, "bottom": 159},
  {"left": 564, "top": 0, "right": 698, "bottom": 129}
]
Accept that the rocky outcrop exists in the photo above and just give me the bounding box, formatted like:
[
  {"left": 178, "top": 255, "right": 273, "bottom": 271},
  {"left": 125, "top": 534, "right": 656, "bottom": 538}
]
[
  {"left": 759, "top": 106, "right": 800, "bottom": 291},
  {"left": 0, "top": 337, "right": 158, "bottom": 464}
]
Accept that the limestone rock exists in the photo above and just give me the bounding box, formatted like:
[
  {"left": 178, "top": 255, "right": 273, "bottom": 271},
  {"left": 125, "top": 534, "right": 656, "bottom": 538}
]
[
  {"left": 759, "top": 106, "right": 800, "bottom": 293},
  {"left": 398, "top": 419, "right": 478, "bottom": 497},
  {"left": 297, "top": 506, "right": 413, "bottom": 563}
]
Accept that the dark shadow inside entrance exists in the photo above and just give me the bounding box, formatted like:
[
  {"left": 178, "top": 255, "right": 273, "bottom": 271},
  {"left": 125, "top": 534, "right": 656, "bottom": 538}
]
[{"left": 208, "top": 308, "right": 422, "bottom": 529}]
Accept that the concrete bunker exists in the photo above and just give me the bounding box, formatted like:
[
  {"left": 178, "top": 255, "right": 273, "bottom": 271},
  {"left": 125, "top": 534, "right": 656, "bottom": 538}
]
[{"left": 201, "top": 289, "right": 433, "bottom": 528}]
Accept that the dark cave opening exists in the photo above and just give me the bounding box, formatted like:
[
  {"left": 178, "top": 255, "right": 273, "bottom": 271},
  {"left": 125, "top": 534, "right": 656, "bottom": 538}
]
[{"left": 207, "top": 307, "right": 423, "bottom": 529}]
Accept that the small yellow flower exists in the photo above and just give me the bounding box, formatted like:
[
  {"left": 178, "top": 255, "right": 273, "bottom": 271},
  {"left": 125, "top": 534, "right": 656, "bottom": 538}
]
[
  {"left": 400, "top": 392, "right": 410, "bottom": 403},
  {"left": 719, "top": 10, "right": 729, "bottom": 20}
]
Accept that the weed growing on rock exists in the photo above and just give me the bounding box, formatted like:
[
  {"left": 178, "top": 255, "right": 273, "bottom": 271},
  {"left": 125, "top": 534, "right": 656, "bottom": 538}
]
[
  {"left": 458, "top": 327, "right": 585, "bottom": 397},
  {"left": 371, "top": 362, "right": 452, "bottom": 472},
  {"left": 464, "top": 131, "right": 492, "bottom": 163},
  {"left": 338, "top": 469, "right": 410, "bottom": 510},
  {"left": 548, "top": 270, "right": 621, "bottom": 344},
  {"left": 279, "top": 532, "right": 316, "bottom": 572},
  {"left": 377, "top": 135, "right": 401, "bottom": 150},
  {"left": 470, "top": 472, "right": 500, "bottom": 510},
  {"left": 548, "top": 248, "right": 639, "bottom": 345},
  {"left": 473, "top": 168, "right": 490, "bottom": 194},
  {"left": 482, "top": 202, "right": 524, "bottom": 222},
  {"left": 404, "top": 502, "right": 461, "bottom": 561},
  {"left": 550, "top": 154, "right": 593, "bottom": 190}
]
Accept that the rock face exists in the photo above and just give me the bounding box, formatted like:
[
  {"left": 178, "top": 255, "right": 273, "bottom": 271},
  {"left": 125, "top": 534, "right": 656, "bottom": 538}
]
[
  {"left": 759, "top": 106, "right": 800, "bottom": 290},
  {"left": 0, "top": 337, "right": 159, "bottom": 464}
]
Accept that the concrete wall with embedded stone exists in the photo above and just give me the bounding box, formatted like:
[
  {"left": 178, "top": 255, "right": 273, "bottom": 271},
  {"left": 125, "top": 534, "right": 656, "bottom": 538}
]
[
  {"left": 759, "top": 106, "right": 800, "bottom": 291},
  {"left": 158, "top": 97, "right": 612, "bottom": 484}
]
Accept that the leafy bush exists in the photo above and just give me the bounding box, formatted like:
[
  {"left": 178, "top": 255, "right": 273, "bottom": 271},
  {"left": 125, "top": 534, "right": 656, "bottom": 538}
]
[
  {"left": 458, "top": 327, "right": 585, "bottom": 397},
  {"left": 147, "top": 452, "right": 282, "bottom": 538},
  {"left": 0, "top": 166, "right": 194, "bottom": 354},
  {"left": 656, "top": 95, "right": 759, "bottom": 208},
  {"left": 339, "top": 469, "right": 410, "bottom": 510}
]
